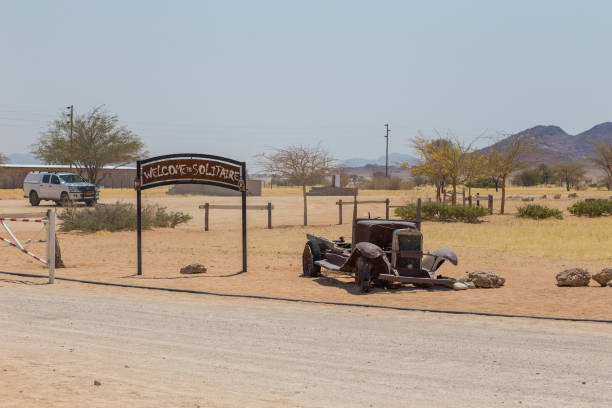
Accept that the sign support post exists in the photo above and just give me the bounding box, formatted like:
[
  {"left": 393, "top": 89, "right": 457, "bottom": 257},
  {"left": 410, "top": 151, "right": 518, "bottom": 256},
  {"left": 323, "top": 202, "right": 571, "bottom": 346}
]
[
  {"left": 241, "top": 162, "right": 247, "bottom": 272},
  {"left": 136, "top": 161, "right": 142, "bottom": 276}
]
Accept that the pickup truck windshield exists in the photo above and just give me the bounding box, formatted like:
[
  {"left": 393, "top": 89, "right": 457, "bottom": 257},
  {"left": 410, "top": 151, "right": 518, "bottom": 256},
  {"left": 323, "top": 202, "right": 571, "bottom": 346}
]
[{"left": 59, "top": 174, "right": 86, "bottom": 183}]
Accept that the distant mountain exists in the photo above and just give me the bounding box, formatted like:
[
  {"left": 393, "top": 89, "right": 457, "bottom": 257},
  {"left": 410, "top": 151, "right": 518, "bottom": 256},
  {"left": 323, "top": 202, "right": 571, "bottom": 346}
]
[
  {"left": 481, "top": 122, "right": 612, "bottom": 165},
  {"left": 341, "top": 153, "right": 414, "bottom": 168},
  {"left": 8, "top": 153, "right": 43, "bottom": 165}
]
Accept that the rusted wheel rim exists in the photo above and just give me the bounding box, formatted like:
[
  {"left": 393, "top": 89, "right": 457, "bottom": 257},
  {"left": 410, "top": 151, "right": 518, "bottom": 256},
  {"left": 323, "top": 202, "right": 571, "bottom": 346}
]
[{"left": 303, "top": 245, "right": 313, "bottom": 276}]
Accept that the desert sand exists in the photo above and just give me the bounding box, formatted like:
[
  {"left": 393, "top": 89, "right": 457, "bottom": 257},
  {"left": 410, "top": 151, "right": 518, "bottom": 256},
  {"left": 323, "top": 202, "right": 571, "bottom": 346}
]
[{"left": 1, "top": 186, "right": 611, "bottom": 320}]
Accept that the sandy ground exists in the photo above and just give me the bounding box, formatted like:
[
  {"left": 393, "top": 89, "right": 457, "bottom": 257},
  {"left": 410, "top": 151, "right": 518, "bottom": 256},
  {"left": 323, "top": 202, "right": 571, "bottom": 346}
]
[
  {"left": 1, "top": 278, "right": 612, "bottom": 408},
  {"left": 1, "top": 187, "right": 612, "bottom": 320}
]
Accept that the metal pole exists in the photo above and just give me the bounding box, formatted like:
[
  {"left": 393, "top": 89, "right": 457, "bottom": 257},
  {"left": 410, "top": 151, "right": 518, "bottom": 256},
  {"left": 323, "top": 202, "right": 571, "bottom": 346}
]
[
  {"left": 385, "top": 198, "right": 390, "bottom": 220},
  {"left": 488, "top": 195, "right": 493, "bottom": 215},
  {"left": 241, "top": 162, "right": 247, "bottom": 272},
  {"left": 204, "top": 203, "right": 209, "bottom": 231},
  {"left": 384, "top": 123, "right": 390, "bottom": 177},
  {"left": 136, "top": 161, "right": 142, "bottom": 276},
  {"left": 352, "top": 192, "right": 358, "bottom": 222},
  {"left": 338, "top": 199, "right": 343, "bottom": 225},
  {"left": 67, "top": 105, "right": 73, "bottom": 169},
  {"left": 267, "top": 202, "right": 272, "bottom": 229},
  {"left": 47, "top": 209, "right": 55, "bottom": 284}
]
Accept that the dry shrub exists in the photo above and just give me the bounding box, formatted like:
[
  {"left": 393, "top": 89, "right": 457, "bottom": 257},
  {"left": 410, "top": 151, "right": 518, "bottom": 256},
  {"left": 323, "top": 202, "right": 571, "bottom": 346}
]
[
  {"left": 516, "top": 204, "right": 563, "bottom": 220},
  {"left": 395, "top": 202, "right": 488, "bottom": 223},
  {"left": 58, "top": 202, "right": 192, "bottom": 232}
]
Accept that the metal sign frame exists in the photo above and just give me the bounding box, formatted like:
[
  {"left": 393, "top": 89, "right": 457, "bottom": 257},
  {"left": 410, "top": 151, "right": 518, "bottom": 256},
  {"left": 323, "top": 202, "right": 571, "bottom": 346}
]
[{"left": 135, "top": 153, "right": 247, "bottom": 275}]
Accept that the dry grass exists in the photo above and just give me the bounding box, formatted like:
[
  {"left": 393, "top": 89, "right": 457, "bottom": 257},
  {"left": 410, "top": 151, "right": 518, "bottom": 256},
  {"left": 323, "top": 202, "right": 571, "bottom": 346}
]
[{"left": 2, "top": 186, "right": 612, "bottom": 319}]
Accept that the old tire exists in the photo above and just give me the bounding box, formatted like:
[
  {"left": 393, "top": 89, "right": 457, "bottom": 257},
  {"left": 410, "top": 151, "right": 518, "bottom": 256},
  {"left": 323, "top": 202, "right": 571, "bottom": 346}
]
[
  {"left": 302, "top": 241, "right": 321, "bottom": 277},
  {"left": 85, "top": 199, "right": 97, "bottom": 207},
  {"left": 59, "top": 192, "right": 71, "bottom": 207},
  {"left": 29, "top": 191, "right": 40, "bottom": 206},
  {"left": 355, "top": 256, "right": 371, "bottom": 293}
]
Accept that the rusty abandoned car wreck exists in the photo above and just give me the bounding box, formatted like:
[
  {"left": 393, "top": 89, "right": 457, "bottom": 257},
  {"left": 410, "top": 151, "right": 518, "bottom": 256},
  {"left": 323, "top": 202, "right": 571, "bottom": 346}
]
[{"left": 302, "top": 219, "right": 458, "bottom": 292}]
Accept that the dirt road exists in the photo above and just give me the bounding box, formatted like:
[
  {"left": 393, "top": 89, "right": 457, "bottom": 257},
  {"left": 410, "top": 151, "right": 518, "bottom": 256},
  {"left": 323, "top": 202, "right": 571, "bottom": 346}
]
[{"left": 1, "top": 279, "right": 611, "bottom": 407}]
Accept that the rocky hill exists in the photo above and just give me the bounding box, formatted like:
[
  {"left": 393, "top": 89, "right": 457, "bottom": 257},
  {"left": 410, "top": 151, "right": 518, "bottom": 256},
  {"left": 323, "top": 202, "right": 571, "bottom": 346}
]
[{"left": 483, "top": 122, "right": 612, "bottom": 165}]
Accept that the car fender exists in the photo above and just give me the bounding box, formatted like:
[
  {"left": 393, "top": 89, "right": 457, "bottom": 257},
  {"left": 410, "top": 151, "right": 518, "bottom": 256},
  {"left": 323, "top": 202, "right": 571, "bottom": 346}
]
[
  {"left": 422, "top": 248, "right": 458, "bottom": 273},
  {"left": 339, "top": 242, "right": 392, "bottom": 273}
]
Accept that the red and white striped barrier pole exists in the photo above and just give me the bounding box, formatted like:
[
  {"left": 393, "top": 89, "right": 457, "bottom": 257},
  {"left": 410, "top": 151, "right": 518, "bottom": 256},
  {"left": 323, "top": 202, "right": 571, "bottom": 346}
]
[
  {"left": 0, "top": 217, "right": 47, "bottom": 223},
  {"left": 0, "top": 211, "right": 55, "bottom": 283},
  {"left": 0, "top": 235, "right": 48, "bottom": 264}
]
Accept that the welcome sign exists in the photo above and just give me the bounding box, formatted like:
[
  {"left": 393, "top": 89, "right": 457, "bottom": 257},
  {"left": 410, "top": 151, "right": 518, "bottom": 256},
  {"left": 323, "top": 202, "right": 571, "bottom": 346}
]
[{"left": 139, "top": 157, "right": 243, "bottom": 190}]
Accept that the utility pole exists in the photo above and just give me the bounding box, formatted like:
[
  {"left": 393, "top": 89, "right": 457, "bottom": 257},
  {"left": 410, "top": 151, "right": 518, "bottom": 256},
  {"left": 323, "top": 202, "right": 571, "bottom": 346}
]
[
  {"left": 384, "top": 123, "right": 390, "bottom": 177},
  {"left": 66, "top": 105, "right": 74, "bottom": 169}
]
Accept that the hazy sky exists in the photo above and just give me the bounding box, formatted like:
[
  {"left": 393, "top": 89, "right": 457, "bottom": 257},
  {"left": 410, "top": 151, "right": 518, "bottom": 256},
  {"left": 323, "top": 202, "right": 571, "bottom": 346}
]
[{"left": 1, "top": 0, "right": 611, "bottom": 164}]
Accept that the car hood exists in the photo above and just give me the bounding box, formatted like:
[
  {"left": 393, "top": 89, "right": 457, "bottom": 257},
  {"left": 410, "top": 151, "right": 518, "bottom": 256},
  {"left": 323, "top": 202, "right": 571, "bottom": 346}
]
[{"left": 63, "top": 182, "right": 97, "bottom": 188}]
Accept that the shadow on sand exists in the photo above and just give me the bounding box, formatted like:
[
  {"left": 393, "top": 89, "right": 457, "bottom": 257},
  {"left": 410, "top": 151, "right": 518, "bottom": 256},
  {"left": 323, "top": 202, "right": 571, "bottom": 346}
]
[
  {"left": 120, "top": 269, "right": 247, "bottom": 280},
  {"left": 311, "top": 274, "right": 453, "bottom": 296}
]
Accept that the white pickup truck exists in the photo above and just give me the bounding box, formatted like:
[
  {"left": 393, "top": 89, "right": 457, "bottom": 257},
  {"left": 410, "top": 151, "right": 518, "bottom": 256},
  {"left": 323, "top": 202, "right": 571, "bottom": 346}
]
[{"left": 23, "top": 171, "right": 99, "bottom": 206}]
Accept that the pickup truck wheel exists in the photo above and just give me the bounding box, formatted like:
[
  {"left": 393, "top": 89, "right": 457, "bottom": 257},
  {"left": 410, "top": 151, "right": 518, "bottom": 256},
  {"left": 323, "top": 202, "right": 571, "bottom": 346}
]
[
  {"left": 85, "top": 199, "right": 97, "bottom": 207},
  {"left": 302, "top": 241, "right": 321, "bottom": 277},
  {"left": 29, "top": 191, "right": 40, "bottom": 206},
  {"left": 59, "top": 192, "right": 71, "bottom": 207},
  {"left": 355, "top": 257, "right": 371, "bottom": 293}
]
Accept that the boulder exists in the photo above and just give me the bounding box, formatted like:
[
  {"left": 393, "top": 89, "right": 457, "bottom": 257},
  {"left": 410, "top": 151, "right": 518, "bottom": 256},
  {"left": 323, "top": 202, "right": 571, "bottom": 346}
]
[
  {"left": 608, "top": 281, "right": 612, "bottom": 287},
  {"left": 180, "top": 263, "right": 207, "bottom": 274},
  {"left": 452, "top": 282, "right": 468, "bottom": 290},
  {"left": 592, "top": 268, "right": 612, "bottom": 286},
  {"left": 521, "top": 196, "right": 535, "bottom": 202},
  {"left": 458, "top": 271, "right": 505, "bottom": 288},
  {"left": 568, "top": 193, "right": 578, "bottom": 198},
  {"left": 540, "top": 194, "right": 547, "bottom": 199},
  {"left": 465, "top": 281, "right": 476, "bottom": 289},
  {"left": 553, "top": 194, "right": 561, "bottom": 199},
  {"left": 556, "top": 268, "right": 590, "bottom": 287}
]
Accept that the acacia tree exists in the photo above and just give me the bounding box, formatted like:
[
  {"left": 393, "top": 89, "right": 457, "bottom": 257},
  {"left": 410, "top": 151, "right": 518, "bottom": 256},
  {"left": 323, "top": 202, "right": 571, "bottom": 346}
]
[
  {"left": 258, "top": 145, "right": 334, "bottom": 226},
  {"left": 409, "top": 136, "right": 479, "bottom": 204},
  {"left": 589, "top": 141, "right": 612, "bottom": 190},
  {"left": 31, "top": 106, "right": 146, "bottom": 184},
  {"left": 407, "top": 138, "right": 450, "bottom": 202},
  {"left": 486, "top": 134, "right": 532, "bottom": 214},
  {"left": 552, "top": 162, "right": 585, "bottom": 191}
]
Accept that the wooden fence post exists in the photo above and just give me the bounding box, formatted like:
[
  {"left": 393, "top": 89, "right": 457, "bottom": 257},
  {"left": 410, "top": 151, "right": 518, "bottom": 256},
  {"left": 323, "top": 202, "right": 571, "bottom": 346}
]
[
  {"left": 267, "top": 202, "right": 272, "bottom": 229},
  {"left": 468, "top": 195, "right": 472, "bottom": 207},
  {"left": 416, "top": 198, "right": 422, "bottom": 231},
  {"left": 385, "top": 198, "right": 390, "bottom": 220},
  {"left": 352, "top": 192, "right": 358, "bottom": 222},
  {"left": 462, "top": 189, "right": 466, "bottom": 206},
  {"left": 204, "top": 203, "right": 209, "bottom": 231},
  {"left": 338, "top": 199, "right": 343, "bottom": 225},
  {"left": 488, "top": 195, "right": 493, "bottom": 215}
]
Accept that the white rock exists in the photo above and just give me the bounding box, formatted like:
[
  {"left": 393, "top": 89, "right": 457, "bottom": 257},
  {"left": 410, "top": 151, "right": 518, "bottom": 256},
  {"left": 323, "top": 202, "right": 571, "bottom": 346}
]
[{"left": 453, "top": 282, "right": 469, "bottom": 290}]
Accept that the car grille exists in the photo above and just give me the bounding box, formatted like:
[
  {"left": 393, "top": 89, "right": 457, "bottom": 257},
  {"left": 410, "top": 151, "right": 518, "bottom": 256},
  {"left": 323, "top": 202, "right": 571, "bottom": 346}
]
[{"left": 78, "top": 186, "right": 96, "bottom": 192}]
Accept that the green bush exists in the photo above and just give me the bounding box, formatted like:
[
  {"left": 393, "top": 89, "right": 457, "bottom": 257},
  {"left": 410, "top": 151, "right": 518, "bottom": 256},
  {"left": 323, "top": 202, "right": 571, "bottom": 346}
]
[
  {"left": 58, "top": 202, "right": 192, "bottom": 232},
  {"left": 394, "top": 202, "right": 489, "bottom": 223},
  {"left": 568, "top": 199, "right": 612, "bottom": 217},
  {"left": 516, "top": 204, "right": 563, "bottom": 220}
]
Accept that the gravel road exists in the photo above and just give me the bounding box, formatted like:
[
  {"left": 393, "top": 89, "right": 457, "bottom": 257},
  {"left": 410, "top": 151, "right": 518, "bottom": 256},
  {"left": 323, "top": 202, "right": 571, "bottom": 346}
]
[{"left": 1, "top": 279, "right": 611, "bottom": 407}]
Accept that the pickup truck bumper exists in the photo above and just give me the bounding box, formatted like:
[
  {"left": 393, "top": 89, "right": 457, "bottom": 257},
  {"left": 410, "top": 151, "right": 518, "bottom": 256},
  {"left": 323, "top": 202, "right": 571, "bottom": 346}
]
[{"left": 69, "top": 192, "right": 99, "bottom": 201}]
